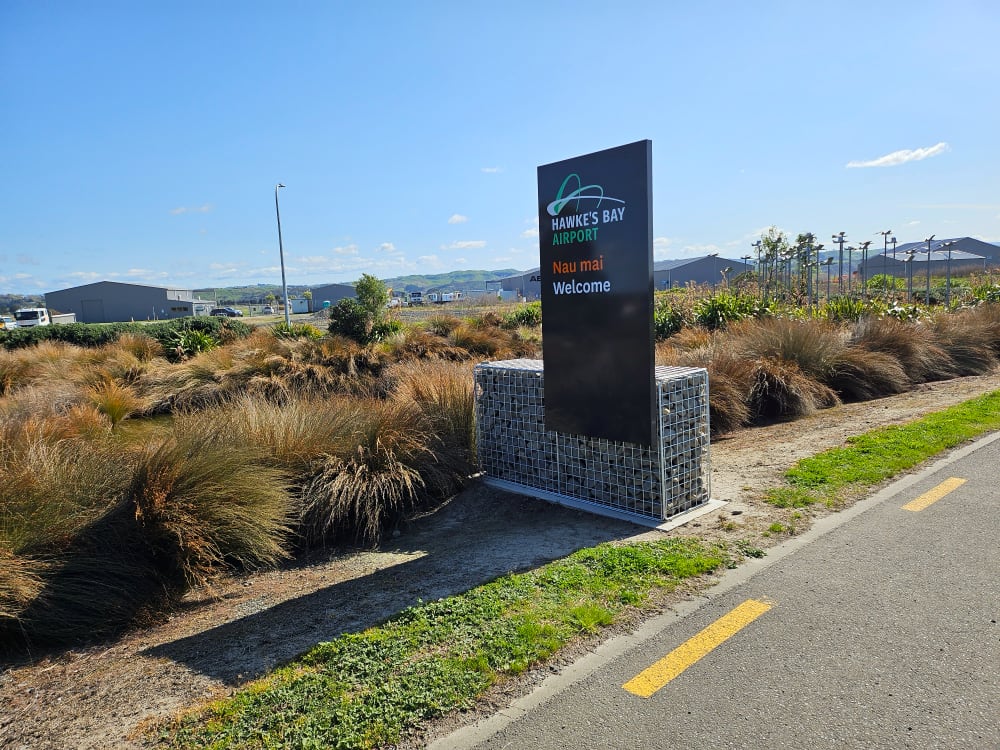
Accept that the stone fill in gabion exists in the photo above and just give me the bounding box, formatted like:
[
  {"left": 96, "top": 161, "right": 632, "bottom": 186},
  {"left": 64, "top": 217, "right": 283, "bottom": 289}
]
[{"left": 474, "top": 359, "right": 710, "bottom": 521}]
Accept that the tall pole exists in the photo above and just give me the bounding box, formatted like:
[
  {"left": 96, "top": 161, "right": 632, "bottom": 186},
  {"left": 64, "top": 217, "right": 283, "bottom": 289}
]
[
  {"left": 924, "top": 235, "right": 935, "bottom": 305},
  {"left": 889, "top": 236, "right": 898, "bottom": 297},
  {"left": 878, "top": 230, "right": 892, "bottom": 301},
  {"left": 832, "top": 232, "right": 846, "bottom": 296},
  {"left": 752, "top": 240, "right": 764, "bottom": 301},
  {"left": 275, "top": 183, "right": 290, "bottom": 327},
  {"left": 847, "top": 246, "right": 854, "bottom": 293},
  {"left": 859, "top": 241, "right": 872, "bottom": 299},
  {"left": 942, "top": 240, "right": 956, "bottom": 307}
]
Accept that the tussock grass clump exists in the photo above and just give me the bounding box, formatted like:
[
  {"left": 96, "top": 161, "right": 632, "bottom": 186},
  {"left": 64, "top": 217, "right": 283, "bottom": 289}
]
[
  {"left": 702, "top": 351, "right": 754, "bottom": 434},
  {"left": 88, "top": 379, "right": 145, "bottom": 429},
  {"left": 826, "top": 347, "right": 909, "bottom": 402},
  {"left": 300, "top": 400, "right": 464, "bottom": 545},
  {"left": 173, "top": 395, "right": 358, "bottom": 474},
  {"left": 129, "top": 434, "right": 294, "bottom": 590},
  {"left": 115, "top": 332, "right": 165, "bottom": 362},
  {"left": 424, "top": 315, "right": 463, "bottom": 337},
  {"left": 392, "top": 360, "right": 477, "bottom": 457},
  {"left": 729, "top": 318, "right": 846, "bottom": 380},
  {"left": 931, "top": 313, "right": 999, "bottom": 376},
  {"left": 381, "top": 326, "right": 469, "bottom": 361},
  {"left": 748, "top": 358, "right": 840, "bottom": 421},
  {"left": 849, "top": 317, "right": 953, "bottom": 383}
]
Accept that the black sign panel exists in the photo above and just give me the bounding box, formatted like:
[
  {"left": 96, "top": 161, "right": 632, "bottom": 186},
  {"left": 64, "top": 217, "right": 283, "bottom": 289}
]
[{"left": 538, "top": 140, "right": 654, "bottom": 446}]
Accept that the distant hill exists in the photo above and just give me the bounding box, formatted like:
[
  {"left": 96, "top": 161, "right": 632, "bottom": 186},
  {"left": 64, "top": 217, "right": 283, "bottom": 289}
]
[
  {"left": 195, "top": 270, "right": 522, "bottom": 304},
  {"left": 381, "top": 269, "right": 521, "bottom": 293}
]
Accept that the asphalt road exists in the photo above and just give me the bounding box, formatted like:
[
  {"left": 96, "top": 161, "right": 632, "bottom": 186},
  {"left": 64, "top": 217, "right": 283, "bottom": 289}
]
[{"left": 434, "top": 433, "right": 1000, "bottom": 750}]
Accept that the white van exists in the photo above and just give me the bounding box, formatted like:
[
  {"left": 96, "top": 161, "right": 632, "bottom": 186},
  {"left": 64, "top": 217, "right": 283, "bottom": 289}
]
[{"left": 14, "top": 308, "right": 50, "bottom": 327}]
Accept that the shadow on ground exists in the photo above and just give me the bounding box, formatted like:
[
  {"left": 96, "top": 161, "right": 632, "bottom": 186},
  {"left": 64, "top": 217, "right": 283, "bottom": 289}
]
[{"left": 143, "top": 482, "right": 647, "bottom": 685}]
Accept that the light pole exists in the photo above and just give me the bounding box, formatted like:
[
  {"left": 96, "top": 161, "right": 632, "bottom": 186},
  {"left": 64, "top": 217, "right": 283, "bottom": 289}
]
[
  {"left": 274, "top": 183, "right": 290, "bottom": 327},
  {"left": 878, "top": 230, "right": 892, "bottom": 300},
  {"left": 751, "top": 240, "right": 764, "bottom": 300},
  {"left": 924, "top": 235, "right": 935, "bottom": 305},
  {"left": 889, "top": 235, "right": 898, "bottom": 296},
  {"left": 741, "top": 254, "right": 753, "bottom": 291},
  {"left": 941, "top": 240, "right": 956, "bottom": 307},
  {"left": 832, "top": 232, "right": 847, "bottom": 296},
  {"left": 823, "top": 257, "right": 834, "bottom": 300},
  {"left": 846, "top": 246, "right": 855, "bottom": 294},
  {"left": 902, "top": 250, "right": 914, "bottom": 298},
  {"left": 859, "top": 241, "right": 872, "bottom": 299}
]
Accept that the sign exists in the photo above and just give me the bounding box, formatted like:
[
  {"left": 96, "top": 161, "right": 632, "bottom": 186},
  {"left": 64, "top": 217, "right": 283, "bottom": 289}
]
[{"left": 537, "top": 140, "right": 655, "bottom": 445}]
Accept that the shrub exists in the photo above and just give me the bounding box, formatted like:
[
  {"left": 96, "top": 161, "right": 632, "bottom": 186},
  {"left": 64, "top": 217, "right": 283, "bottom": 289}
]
[
  {"left": 392, "top": 360, "right": 477, "bottom": 459},
  {"left": 165, "top": 329, "right": 217, "bottom": 360},
  {"left": 653, "top": 297, "right": 686, "bottom": 340},
  {"left": 272, "top": 322, "right": 325, "bottom": 340},
  {"left": 327, "top": 298, "right": 371, "bottom": 344},
  {"left": 500, "top": 302, "right": 542, "bottom": 329},
  {"left": 692, "top": 292, "right": 761, "bottom": 330},
  {"left": 824, "top": 296, "right": 868, "bottom": 323},
  {"left": 88, "top": 379, "right": 144, "bottom": 429},
  {"left": 425, "top": 315, "right": 463, "bottom": 337}
]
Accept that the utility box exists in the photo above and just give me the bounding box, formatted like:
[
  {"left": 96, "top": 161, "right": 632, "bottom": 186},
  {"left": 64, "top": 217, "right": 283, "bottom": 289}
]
[{"left": 474, "top": 359, "right": 710, "bottom": 524}]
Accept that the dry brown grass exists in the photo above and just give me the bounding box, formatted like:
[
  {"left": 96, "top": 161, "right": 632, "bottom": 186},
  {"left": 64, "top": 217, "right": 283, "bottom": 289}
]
[
  {"left": 931, "top": 312, "right": 1000, "bottom": 376},
  {"left": 826, "top": 347, "right": 910, "bottom": 401},
  {"left": 850, "top": 317, "right": 954, "bottom": 383},
  {"left": 748, "top": 357, "right": 840, "bottom": 421}
]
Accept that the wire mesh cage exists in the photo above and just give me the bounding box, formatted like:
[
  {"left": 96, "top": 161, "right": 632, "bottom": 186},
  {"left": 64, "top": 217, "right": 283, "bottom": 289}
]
[{"left": 474, "top": 359, "right": 710, "bottom": 523}]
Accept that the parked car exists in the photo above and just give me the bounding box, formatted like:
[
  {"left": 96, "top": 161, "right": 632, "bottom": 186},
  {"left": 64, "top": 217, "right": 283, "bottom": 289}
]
[
  {"left": 262, "top": 305, "right": 275, "bottom": 314},
  {"left": 210, "top": 307, "right": 243, "bottom": 317},
  {"left": 0, "top": 314, "right": 16, "bottom": 330}
]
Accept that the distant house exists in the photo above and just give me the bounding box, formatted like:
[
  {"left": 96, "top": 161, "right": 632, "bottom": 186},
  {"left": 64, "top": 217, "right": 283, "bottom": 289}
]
[
  {"left": 44, "top": 281, "right": 215, "bottom": 323},
  {"left": 308, "top": 283, "right": 356, "bottom": 310}
]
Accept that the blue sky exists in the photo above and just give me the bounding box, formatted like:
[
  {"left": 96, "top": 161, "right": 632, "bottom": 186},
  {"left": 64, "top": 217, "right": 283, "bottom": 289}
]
[{"left": 2, "top": 1, "right": 998, "bottom": 294}]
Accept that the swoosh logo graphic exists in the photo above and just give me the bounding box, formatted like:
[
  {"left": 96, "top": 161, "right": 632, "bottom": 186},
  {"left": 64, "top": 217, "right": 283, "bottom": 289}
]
[{"left": 546, "top": 173, "right": 625, "bottom": 216}]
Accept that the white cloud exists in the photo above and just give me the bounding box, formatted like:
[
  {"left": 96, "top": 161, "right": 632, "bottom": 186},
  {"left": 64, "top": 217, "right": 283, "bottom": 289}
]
[
  {"left": 448, "top": 214, "right": 469, "bottom": 224},
  {"left": 15, "top": 253, "right": 39, "bottom": 265},
  {"left": 481, "top": 167, "right": 503, "bottom": 173},
  {"left": 846, "top": 142, "right": 949, "bottom": 168},
  {"left": 521, "top": 227, "right": 539, "bottom": 239},
  {"left": 677, "top": 243, "right": 724, "bottom": 258},
  {"left": 441, "top": 240, "right": 487, "bottom": 250},
  {"left": 377, "top": 242, "right": 399, "bottom": 253},
  {"left": 332, "top": 244, "right": 359, "bottom": 255},
  {"left": 170, "top": 204, "right": 214, "bottom": 215},
  {"left": 653, "top": 236, "right": 674, "bottom": 259},
  {"left": 455, "top": 257, "right": 468, "bottom": 265},
  {"left": 906, "top": 220, "right": 921, "bottom": 226}
]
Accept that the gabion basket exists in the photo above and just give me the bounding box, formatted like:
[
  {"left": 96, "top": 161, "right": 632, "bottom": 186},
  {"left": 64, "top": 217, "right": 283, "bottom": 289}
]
[{"left": 474, "top": 359, "right": 710, "bottom": 524}]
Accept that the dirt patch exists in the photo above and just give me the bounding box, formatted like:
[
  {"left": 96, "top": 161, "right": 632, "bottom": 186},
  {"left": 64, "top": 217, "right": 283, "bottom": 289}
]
[{"left": 2, "top": 372, "right": 998, "bottom": 750}]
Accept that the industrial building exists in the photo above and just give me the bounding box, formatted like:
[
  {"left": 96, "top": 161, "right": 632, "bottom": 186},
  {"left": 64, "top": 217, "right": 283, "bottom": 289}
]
[
  {"left": 308, "top": 283, "right": 356, "bottom": 309},
  {"left": 858, "top": 237, "right": 996, "bottom": 278},
  {"left": 44, "top": 281, "right": 215, "bottom": 323}
]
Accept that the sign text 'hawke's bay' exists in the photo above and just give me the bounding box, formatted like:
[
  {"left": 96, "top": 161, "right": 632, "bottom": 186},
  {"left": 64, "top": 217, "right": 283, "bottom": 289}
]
[{"left": 550, "top": 207, "right": 627, "bottom": 245}]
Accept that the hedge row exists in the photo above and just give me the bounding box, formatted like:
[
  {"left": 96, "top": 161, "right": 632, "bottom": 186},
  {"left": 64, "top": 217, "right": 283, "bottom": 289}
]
[{"left": 0, "top": 317, "right": 253, "bottom": 351}]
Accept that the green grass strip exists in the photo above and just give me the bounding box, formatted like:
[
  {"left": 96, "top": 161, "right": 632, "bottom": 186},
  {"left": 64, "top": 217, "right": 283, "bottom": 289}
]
[
  {"left": 767, "top": 389, "right": 1000, "bottom": 508},
  {"left": 157, "top": 538, "right": 733, "bottom": 750}
]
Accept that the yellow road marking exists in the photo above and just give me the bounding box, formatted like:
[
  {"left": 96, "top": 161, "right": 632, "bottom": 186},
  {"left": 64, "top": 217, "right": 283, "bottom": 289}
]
[
  {"left": 902, "top": 477, "right": 966, "bottom": 512},
  {"left": 623, "top": 599, "right": 772, "bottom": 698}
]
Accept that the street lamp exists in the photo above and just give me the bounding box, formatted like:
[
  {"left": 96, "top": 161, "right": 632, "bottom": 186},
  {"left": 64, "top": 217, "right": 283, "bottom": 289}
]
[
  {"left": 903, "top": 249, "right": 915, "bottom": 299},
  {"left": 878, "top": 230, "right": 892, "bottom": 300},
  {"left": 832, "top": 232, "right": 847, "bottom": 295},
  {"left": 859, "top": 241, "right": 872, "bottom": 298},
  {"left": 751, "top": 240, "right": 764, "bottom": 300},
  {"left": 846, "top": 246, "right": 855, "bottom": 294},
  {"left": 274, "top": 183, "right": 290, "bottom": 327},
  {"left": 822, "top": 256, "right": 834, "bottom": 300},
  {"left": 941, "top": 240, "right": 956, "bottom": 307},
  {"left": 924, "top": 235, "right": 935, "bottom": 305}
]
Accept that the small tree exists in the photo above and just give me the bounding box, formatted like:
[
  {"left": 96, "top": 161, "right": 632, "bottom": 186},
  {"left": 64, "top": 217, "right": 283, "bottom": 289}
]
[{"left": 354, "top": 274, "right": 389, "bottom": 321}]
